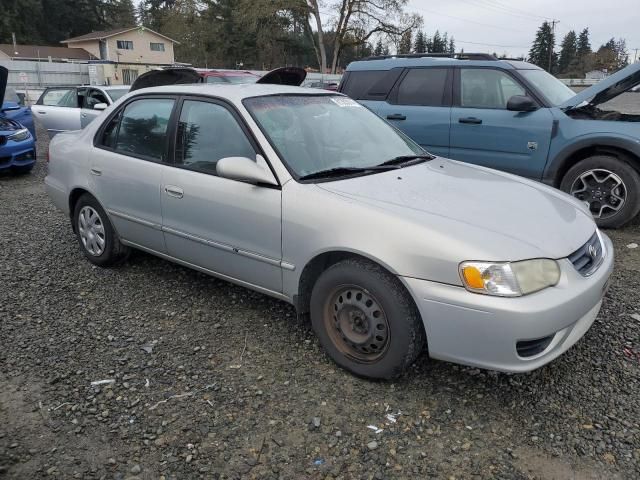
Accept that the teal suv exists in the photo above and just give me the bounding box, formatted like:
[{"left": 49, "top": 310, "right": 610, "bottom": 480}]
[{"left": 339, "top": 54, "right": 640, "bottom": 228}]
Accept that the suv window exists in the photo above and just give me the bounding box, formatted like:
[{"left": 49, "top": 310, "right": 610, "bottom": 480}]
[
  {"left": 39, "top": 88, "right": 76, "bottom": 107},
  {"left": 341, "top": 71, "right": 386, "bottom": 99},
  {"left": 174, "top": 100, "right": 255, "bottom": 174},
  {"left": 396, "top": 68, "right": 448, "bottom": 106},
  {"left": 460, "top": 69, "right": 526, "bottom": 109},
  {"left": 101, "top": 98, "right": 175, "bottom": 161}
]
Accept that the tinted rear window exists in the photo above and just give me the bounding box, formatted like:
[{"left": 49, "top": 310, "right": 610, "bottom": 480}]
[
  {"left": 341, "top": 71, "right": 386, "bottom": 99},
  {"left": 396, "top": 68, "right": 448, "bottom": 106}
]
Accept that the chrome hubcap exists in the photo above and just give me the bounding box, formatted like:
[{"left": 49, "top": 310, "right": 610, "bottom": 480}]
[
  {"left": 570, "top": 169, "right": 626, "bottom": 219},
  {"left": 325, "top": 286, "right": 390, "bottom": 362},
  {"left": 78, "top": 206, "right": 106, "bottom": 256}
]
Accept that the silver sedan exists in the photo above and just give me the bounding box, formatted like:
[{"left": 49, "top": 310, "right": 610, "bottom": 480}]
[{"left": 45, "top": 84, "right": 613, "bottom": 379}]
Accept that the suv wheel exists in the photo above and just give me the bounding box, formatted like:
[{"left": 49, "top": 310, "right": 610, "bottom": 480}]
[
  {"left": 73, "top": 194, "right": 129, "bottom": 266},
  {"left": 560, "top": 154, "right": 640, "bottom": 229},
  {"left": 310, "top": 258, "right": 426, "bottom": 379}
]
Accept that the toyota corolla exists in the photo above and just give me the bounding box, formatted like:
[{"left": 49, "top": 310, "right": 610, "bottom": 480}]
[{"left": 45, "top": 81, "right": 613, "bottom": 379}]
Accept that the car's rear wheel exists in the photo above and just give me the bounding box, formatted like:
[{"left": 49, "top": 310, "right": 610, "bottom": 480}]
[
  {"left": 73, "top": 194, "right": 129, "bottom": 266},
  {"left": 310, "top": 258, "right": 426, "bottom": 379},
  {"left": 560, "top": 154, "right": 640, "bottom": 229}
]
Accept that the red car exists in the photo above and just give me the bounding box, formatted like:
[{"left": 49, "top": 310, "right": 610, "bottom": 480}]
[{"left": 196, "top": 69, "right": 260, "bottom": 84}]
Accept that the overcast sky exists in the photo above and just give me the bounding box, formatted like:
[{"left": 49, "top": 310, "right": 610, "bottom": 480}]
[{"left": 405, "top": 0, "right": 640, "bottom": 59}]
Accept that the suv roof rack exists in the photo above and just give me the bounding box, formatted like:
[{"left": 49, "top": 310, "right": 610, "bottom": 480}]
[{"left": 360, "top": 52, "right": 498, "bottom": 61}]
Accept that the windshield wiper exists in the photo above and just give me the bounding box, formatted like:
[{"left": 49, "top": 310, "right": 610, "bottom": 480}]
[
  {"left": 299, "top": 165, "right": 398, "bottom": 181},
  {"left": 377, "top": 154, "right": 435, "bottom": 167}
]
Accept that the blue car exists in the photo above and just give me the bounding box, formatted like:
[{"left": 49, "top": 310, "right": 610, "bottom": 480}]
[
  {"left": 0, "top": 66, "right": 37, "bottom": 174},
  {"left": 340, "top": 54, "right": 640, "bottom": 228}
]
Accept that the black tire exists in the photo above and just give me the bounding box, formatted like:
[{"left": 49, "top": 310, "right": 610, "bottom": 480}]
[
  {"left": 12, "top": 165, "right": 34, "bottom": 175},
  {"left": 73, "top": 194, "right": 129, "bottom": 267},
  {"left": 310, "top": 258, "right": 426, "bottom": 379},
  {"left": 560, "top": 154, "right": 640, "bottom": 229}
]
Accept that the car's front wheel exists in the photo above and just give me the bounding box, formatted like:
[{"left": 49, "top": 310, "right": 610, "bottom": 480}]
[
  {"left": 310, "top": 258, "right": 426, "bottom": 379},
  {"left": 560, "top": 154, "right": 640, "bottom": 229},
  {"left": 73, "top": 194, "right": 129, "bottom": 266}
]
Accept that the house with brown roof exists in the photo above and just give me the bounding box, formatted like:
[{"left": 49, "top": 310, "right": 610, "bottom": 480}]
[
  {"left": 0, "top": 44, "right": 96, "bottom": 62},
  {"left": 61, "top": 26, "right": 177, "bottom": 65}
]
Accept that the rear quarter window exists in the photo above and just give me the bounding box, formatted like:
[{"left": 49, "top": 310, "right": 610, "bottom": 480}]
[{"left": 340, "top": 71, "right": 386, "bottom": 99}]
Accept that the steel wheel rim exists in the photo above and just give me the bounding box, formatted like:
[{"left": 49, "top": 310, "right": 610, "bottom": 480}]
[
  {"left": 324, "top": 285, "right": 390, "bottom": 362},
  {"left": 78, "top": 206, "right": 106, "bottom": 256},
  {"left": 570, "top": 169, "right": 626, "bottom": 219}
]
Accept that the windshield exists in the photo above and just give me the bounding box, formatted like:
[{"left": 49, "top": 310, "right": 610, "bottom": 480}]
[
  {"left": 107, "top": 88, "right": 129, "bottom": 102},
  {"left": 519, "top": 69, "right": 575, "bottom": 106},
  {"left": 244, "top": 95, "right": 424, "bottom": 178}
]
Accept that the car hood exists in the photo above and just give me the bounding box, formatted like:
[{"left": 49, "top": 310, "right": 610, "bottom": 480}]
[
  {"left": 318, "top": 159, "right": 595, "bottom": 259},
  {"left": 130, "top": 67, "right": 202, "bottom": 91},
  {"left": 256, "top": 67, "right": 306, "bottom": 86},
  {"left": 560, "top": 61, "right": 640, "bottom": 109},
  {"left": 0, "top": 66, "right": 7, "bottom": 106}
]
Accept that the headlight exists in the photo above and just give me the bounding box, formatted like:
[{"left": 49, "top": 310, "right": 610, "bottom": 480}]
[
  {"left": 8, "top": 128, "right": 30, "bottom": 142},
  {"left": 459, "top": 259, "right": 560, "bottom": 297}
]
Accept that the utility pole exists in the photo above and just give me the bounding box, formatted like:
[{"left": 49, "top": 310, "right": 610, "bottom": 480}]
[
  {"left": 548, "top": 19, "right": 559, "bottom": 73},
  {"left": 633, "top": 48, "right": 639, "bottom": 63}
]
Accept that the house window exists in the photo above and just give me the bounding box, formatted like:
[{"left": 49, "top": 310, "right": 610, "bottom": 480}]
[
  {"left": 122, "top": 69, "right": 139, "bottom": 85},
  {"left": 117, "top": 40, "right": 133, "bottom": 50},
  {"left": 150, "top": 42, "right": 165, "bottom": 52}
]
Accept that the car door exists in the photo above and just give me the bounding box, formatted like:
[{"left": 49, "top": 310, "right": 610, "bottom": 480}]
[
  {"left": 374, "top": 67, "right": 452, "bottom": 157},
  {"left": 89, "top": 96, "right": 176, "bottom": 253},
  {"left": 81, "top": 88, "right": 110, "bottom": 128},
  {"left": 449, "top": 67, "right": 554, "bottom": 179},
  {"left": 33, "top": 87, "right": 82, "bottom": 136},
  {"left": 161, "top": 97, "right": 283, "bottom": 294}
]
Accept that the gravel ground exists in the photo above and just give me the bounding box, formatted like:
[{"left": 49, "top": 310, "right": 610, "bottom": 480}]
[{"left": 1, "top": 125, "right": 639, "bottom": 480}]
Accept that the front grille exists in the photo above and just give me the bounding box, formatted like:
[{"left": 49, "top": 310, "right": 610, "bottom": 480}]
[
  {"left": 568, "top": 231, "right": 604, "bottom": 276},
  {"left": 0, "top": 136, "right": 6, "bottom": 146},
  {"left": 517, "top": 335, "right": 554, "bottom": 358}
]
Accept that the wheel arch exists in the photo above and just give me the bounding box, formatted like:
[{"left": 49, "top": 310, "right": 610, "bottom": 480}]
[
  {"left": 68, "top": 187, "right": 107, "bottom": 233},
  {"left": 545, "top": 136, "right": 640, "bottom": 187},
  {"left": 293, "top": 249, "right": 403, "bottom": 316}
]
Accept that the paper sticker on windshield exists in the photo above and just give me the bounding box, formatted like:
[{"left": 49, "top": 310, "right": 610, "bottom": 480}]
[{"left": 330, "top": 97, "right": 362, "bottom": 108}]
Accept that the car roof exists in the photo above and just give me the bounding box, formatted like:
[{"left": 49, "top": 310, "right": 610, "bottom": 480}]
[
  {"left": 131, "top": 83, "right": 336, "bottom": 102},
  {"left": 346, "top": 57, "right": 542, "bottom": 71}
]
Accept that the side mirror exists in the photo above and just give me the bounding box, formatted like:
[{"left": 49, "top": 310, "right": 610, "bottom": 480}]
[
  {"left": 1, "top": 102, "right": 21, "bottom": 112},
  {"left": 216, "top": 156, "right": 278, "bottom": 186},
  {"left": 507, "top": 95, "right": 538, "bottom": 112},
  {"left": 93, "top": 102, "right": 108, "bottom": 111}
]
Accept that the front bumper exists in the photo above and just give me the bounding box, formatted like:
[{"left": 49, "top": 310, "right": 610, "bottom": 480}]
[
  {"left": 402, "top": 233, "right": 614, "bottom": 373},
  {"left": 0, "top": 138, "right": 36, "bottom": 170}
]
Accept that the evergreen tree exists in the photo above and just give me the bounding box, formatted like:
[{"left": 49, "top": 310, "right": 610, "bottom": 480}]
[
  {"left": 373, "top": 39, "right": 384, "bottom": 56},
  {"left": 431, "top": 30, "right": 443, "bottom": 53},
  {"left": 398, "top": 30, "right": 412, "bottom": 54},
  {"left": 528, "top": 21, "right": 556, "bottom": 73},
  {"left": 558, "top": 30, "right": 577, "bottom": 74},
  {"left": 106, "top": 0, "right": 137, "bottom": 28},
  {"left": 576, "top": 28, "right": 591, "bottom": 57},
  {"left": 448, "top": 37, "right": 455, "bottom": 54},
  {"left": 413, "top": 30, "right": 427, "bottom": 53}
]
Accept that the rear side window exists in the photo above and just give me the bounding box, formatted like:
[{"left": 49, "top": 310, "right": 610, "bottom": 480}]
[
  {"left": 340, "top": 71, "right": 386, "bottom": 99},
  {"left": 396, "top": 68, "right": 448, "bottom": 106},
  {"left": 100, "top": 98, "right": 175, "bottom": 161}
]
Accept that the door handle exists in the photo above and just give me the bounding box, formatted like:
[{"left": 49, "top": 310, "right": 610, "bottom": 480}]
[
  {"left": 36, "top": 111, "right": 46, "bottom": 114},
  {"left": 90, "top": 168, "right": 102, "bottom": 176},
  {"left": 165, "top": 185, "right": 184, "bottom": 199},
  {"left": 386, "top": 113, "right": 407, "bottom": 121},
  {"left": 459, "top": 117, "right": 483, "bottom": 124}
]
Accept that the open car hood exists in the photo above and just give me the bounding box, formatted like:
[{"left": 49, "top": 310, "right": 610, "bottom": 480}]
[
  {"left": 256, "top": 67, "right": 306, "bottom": 86},
  {"left": 560, "top": 61, "right": 640, "bottom": 109},
  {"left": 130, "top": 67, "right": 202, "bottom": 91},
  {"left": 0, "top": 66, "right": 7, "bottom": 107}
]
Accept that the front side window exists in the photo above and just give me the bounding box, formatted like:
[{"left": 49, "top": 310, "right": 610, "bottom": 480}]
[
  {"left": 40, "top": 88, "right": 76, "bottom": 107},
  {"left": 84, "top": 89, "right": 108, "bottom": 109},
  {"left": 460, "top": 69, "right": 526, "bottom": 109},
  {"left": 117, "top": 40, "right": 133, "bottom": 50},
  {"left": 396, "top": 68, "right": 448, "bottom": 106},
  {"left": 244, "top": 95, "right": 423, "bottom": 178},
  {"left": 101, "top": 98, "right": 174, "bottom": 161},
  {"left": 174, "top": 100, "right": 255, "bottom": 174},
  {"left": 150, "top": 42, "right": 165, "bottom": 52}
]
